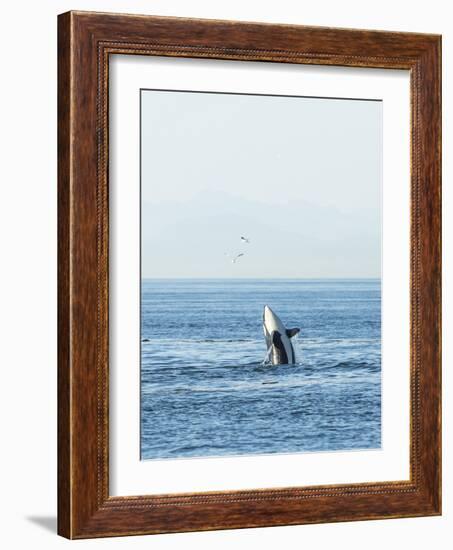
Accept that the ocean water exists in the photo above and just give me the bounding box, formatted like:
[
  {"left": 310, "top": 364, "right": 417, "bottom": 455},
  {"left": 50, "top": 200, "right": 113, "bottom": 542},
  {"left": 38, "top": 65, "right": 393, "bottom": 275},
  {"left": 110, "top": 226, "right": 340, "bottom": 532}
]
[{"left": 141, "top": 279, "right": 381, "bottom": 460}]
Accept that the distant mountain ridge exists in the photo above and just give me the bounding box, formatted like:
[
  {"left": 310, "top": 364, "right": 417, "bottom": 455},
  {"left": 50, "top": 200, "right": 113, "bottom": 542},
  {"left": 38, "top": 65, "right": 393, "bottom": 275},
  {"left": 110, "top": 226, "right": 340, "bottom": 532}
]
[{"left": 141, "top": 189, "right": 381, "bottom": 279}]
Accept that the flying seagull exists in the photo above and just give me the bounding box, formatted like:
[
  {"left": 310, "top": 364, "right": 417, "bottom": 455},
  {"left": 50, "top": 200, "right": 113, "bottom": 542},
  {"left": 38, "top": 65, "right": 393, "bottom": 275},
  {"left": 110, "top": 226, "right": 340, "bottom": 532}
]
[
  {"left": 231, "top": 253, "right": 245, "bottom": 264},
  {"left": 240, "top": 236, "right": 250, "bottom": 244}
]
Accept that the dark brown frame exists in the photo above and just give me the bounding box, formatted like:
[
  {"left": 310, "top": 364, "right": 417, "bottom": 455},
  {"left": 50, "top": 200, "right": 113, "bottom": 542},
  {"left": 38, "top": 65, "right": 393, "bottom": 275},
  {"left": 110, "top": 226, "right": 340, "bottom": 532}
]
[{"left": 58, "top": 10, "right": 441, "bottom": 539}]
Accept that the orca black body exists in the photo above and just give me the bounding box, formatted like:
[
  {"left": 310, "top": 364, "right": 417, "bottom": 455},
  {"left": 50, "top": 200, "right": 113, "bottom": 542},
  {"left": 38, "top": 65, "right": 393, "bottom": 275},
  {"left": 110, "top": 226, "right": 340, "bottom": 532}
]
[{"left": 263, "top": 305, "right": 300, "bottom": 365}]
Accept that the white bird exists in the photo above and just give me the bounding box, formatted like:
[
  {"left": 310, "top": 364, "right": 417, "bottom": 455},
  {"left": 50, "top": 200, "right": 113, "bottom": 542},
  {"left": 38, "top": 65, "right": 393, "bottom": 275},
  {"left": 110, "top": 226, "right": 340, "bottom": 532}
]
[
  {"left": 231, "top": 253, "right": 244, "bottom": 264},
  {"left": 240, "top": 236, "right": 250, "bottom": 244}
]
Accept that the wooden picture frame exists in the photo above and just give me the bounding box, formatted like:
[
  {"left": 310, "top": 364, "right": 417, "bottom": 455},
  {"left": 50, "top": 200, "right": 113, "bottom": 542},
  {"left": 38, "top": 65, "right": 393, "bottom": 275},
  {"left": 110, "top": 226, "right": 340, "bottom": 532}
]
[{"left": 58, "top": 10, "right": 441, "bottom": 539}]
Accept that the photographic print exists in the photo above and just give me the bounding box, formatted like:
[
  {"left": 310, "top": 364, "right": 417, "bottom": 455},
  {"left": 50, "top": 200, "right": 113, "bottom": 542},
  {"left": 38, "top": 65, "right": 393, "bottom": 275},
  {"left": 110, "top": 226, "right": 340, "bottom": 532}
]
[
  {"left": 58, "top": 12, "right": 441, "bottom": 537},
  {"left": 58, "top": 13, "right": 441, "bottom": 537},
  {"left": 140, "top": 89, "right": 382, "bottom": 461}
]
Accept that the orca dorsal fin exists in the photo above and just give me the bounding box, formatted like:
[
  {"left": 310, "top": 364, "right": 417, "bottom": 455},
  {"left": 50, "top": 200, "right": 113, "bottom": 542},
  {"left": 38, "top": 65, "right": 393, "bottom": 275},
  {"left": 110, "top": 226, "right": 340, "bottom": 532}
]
[{"left": 286, "top": 328, "right": 300, "bottom": 338}]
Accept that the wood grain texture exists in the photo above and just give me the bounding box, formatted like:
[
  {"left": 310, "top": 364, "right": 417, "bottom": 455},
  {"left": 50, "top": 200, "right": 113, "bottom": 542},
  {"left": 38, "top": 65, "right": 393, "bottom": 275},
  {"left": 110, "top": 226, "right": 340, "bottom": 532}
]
[
  {"left": 57, "top": 11, "right": 72, "bottom": 538},
  {"left": 57, "top": 11, "right": 441, "bottom": 539}
]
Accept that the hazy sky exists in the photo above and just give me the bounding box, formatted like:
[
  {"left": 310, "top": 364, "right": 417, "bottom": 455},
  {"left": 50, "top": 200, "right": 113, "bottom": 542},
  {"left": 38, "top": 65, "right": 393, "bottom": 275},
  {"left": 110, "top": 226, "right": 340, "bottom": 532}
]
[{"left": 141, "top": 89, "right": 382, "bottom": 278}]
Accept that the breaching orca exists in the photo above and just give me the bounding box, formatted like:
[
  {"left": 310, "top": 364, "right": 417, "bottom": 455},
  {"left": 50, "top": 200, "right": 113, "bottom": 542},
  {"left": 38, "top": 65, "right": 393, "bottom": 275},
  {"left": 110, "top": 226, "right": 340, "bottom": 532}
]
[{"left": 263, "top": 305, "right": 300, "bottom": 365}]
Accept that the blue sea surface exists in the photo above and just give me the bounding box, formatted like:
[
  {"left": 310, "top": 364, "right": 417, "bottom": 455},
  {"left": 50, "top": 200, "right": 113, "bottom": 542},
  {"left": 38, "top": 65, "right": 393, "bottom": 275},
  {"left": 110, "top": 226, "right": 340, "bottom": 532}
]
[{"left": 141, "top": 279, "right": 381, "bottom": 460}]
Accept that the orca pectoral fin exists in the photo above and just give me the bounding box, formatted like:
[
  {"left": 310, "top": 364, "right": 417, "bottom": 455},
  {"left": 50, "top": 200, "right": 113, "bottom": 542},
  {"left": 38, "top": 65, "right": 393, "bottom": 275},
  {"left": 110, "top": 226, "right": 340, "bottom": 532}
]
[{"left": 286, "top": 328, "right": 300, "bottom": 338}]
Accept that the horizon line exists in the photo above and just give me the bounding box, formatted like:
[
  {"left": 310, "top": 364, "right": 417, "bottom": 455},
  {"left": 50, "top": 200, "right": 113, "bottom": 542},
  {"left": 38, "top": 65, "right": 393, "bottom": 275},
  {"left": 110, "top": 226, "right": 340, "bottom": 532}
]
[{"left": 141, "top": 276, "right": 381, "bottom": 280}]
